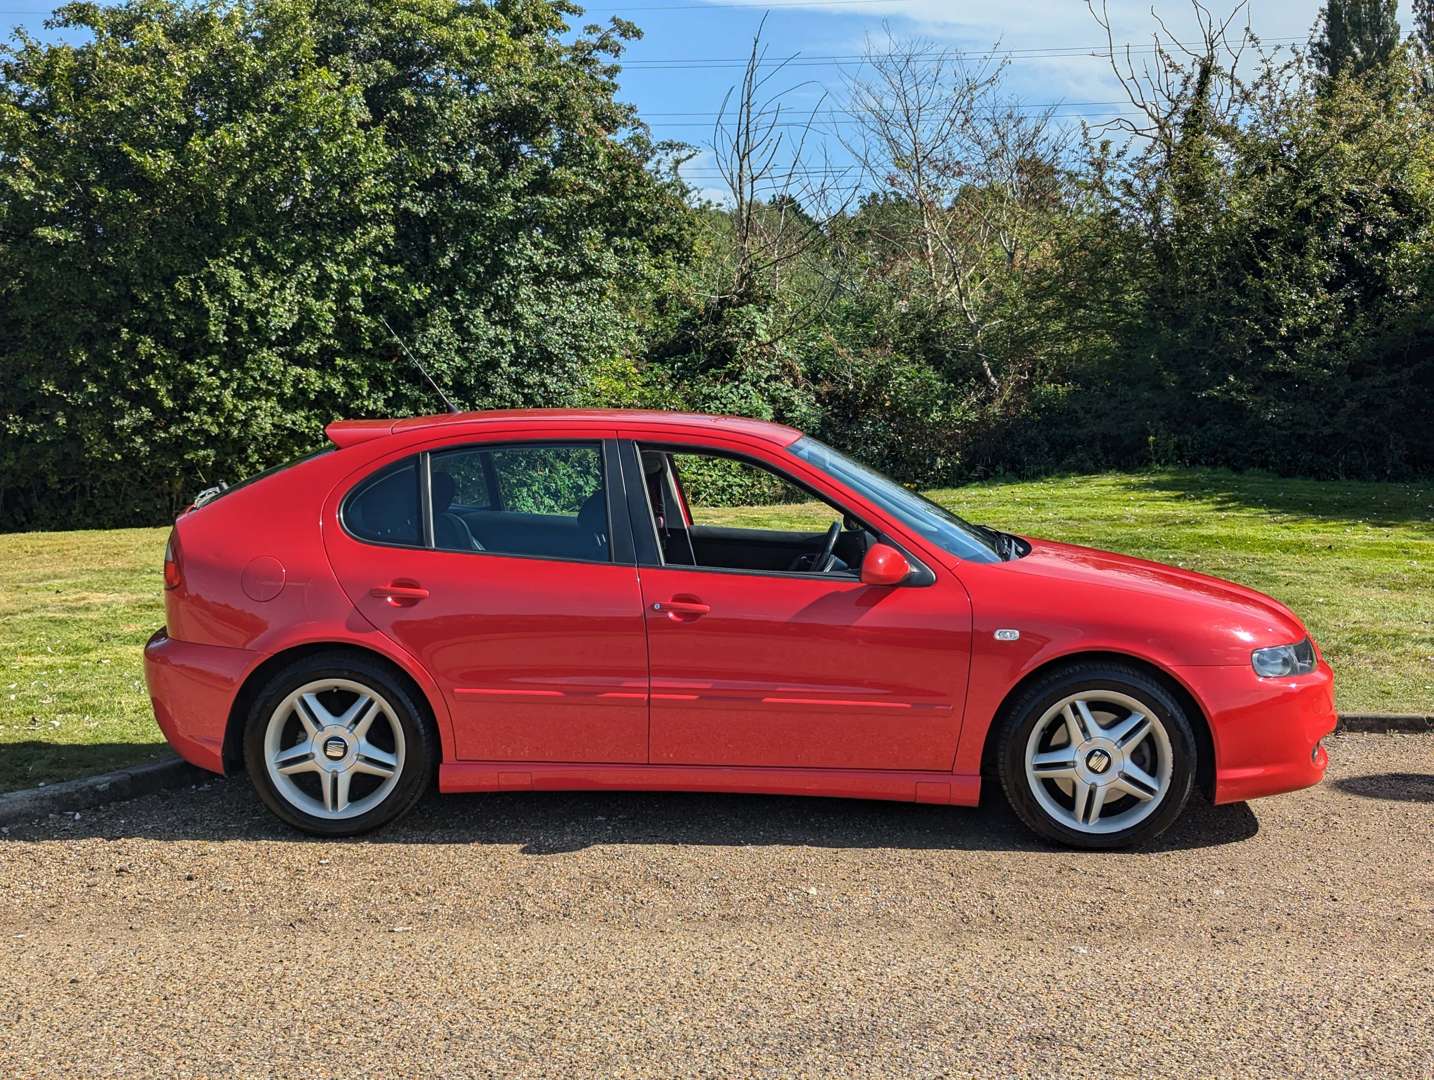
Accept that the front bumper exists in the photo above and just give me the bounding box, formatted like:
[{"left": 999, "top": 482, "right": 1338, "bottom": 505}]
[
  {"left": 1176, "top": 659, "right": 1338, "bottom": 804},
  {"left": 143, "top": 628, "right": 255, "bottom": 775}
]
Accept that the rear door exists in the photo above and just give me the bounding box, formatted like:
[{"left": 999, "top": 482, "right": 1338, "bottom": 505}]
[{"left": 324, "top": 436, "right": 651, "bottom": 764}]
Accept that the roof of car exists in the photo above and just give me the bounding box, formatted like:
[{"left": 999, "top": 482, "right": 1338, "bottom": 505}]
[{"left": 325, "top": 409, "right": 805, "bottom": 449}]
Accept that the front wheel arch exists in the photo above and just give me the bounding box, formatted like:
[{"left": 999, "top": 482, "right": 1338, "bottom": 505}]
[
  {"left": 979, "top": 650, "right": 1216, "bottom": 800},
  {"left": 223, "top": 642, "right": 441, "bottom": 775}
]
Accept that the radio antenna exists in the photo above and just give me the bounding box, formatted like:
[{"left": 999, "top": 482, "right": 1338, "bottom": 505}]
[{"left": 379, "top": 315, "right": 460, "bottom": 414}]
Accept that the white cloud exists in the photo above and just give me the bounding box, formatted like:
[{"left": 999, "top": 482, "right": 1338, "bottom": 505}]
[
  {"left": 692, "top": 1, "right": 1329, "bottom": 45},
  {"left": 693, "top": 1, "right": 1383, "bottom": 130}
]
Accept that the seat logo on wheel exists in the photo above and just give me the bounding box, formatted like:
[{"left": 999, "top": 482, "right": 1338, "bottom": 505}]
[
  {"left": 323, "top": 736, "right": 348, "bottom": 761},
  {"left": 1086, "top": 749, "right": 1112, "bottom": 774}
]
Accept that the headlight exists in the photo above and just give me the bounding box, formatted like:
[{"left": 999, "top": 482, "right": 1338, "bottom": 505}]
[{"left": 1251, "top": 638, "right": 1317, "bottom": 677}]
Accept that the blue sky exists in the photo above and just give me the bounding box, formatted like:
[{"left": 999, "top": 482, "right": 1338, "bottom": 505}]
[
  {"left": 2, "top": 1, "right": 1419, "bottom": 201},
  {"left": 594, "top": 0, "right": 1411, "bottom": 199}
]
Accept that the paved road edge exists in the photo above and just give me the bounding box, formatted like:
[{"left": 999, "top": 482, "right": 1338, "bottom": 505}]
[
  {"left": 1337, "top": 713, "right": 1433, "bottom": 734},
  {"left": 0, "top": 757, "right": 210, "bottom": 828},
  {"left": 1, "top": 714, "right": 1429, "bottom": 826}
]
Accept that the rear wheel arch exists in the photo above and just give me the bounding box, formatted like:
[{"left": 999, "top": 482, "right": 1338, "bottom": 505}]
[
  {"left": 979, "top": 650, "right": 1216, "bottom": 799},
  {"left": 223, "top": 642, "right": 442, "bottom": 774}
]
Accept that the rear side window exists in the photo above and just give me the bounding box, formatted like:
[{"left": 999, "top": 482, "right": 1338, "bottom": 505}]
[
  {"left": 440, "top": 452, "right": 495, "bottom": 510},
  {"left": 492, "top": 447, "right": 601, "bottom": 516},
  {"left": 431, "top": 444, "right": 609, "bottom": 561},
  {"left": 344, "top": 460, "right": 422, "bottom": 546}
]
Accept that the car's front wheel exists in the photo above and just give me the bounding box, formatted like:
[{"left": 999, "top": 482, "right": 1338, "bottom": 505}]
[
  {"left": 997, "top": 663, "right": 1197, "bottom": 849},
  {"left": 243, "top": 653, "right": 435, "bottom": 836}
]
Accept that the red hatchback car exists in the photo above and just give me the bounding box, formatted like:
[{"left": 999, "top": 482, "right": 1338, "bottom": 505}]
[{"left": 144, "top": 409, "right": 1336, "bottom": 848}]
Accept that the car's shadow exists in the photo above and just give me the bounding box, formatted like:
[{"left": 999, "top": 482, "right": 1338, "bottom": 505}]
[
  {"left": 1333, "top": 772, "right": 1434, "bottom": 804},
  {"left": 6, "top": 778, "right": 1261, "bottom": 854}
]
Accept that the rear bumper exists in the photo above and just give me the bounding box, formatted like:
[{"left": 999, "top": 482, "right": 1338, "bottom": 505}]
[
  {"left": 1177, "top": 660, "right": 1338, "bottom": 804},
  {"left": 143, "top": 628, "right": 254, "bottom": 775}
]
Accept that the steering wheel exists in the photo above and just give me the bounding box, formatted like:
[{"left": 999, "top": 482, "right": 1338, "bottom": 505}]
[{"left": 814, "top": 520, "right": 842, "bottom": 573}]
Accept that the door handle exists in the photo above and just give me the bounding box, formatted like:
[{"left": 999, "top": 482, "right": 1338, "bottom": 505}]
[
  {"left": 653, "top": 597, "right": 710, "bottom": 619},
  {"left": 370, "top": 581, "right": 429, "bottom": 605}
]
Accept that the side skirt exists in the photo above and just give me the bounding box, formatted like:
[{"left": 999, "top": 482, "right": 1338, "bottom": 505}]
[{"left": 439, "top": 761, "right": 982, "bottom": 807}]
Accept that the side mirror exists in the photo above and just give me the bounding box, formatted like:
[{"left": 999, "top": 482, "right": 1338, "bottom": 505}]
[{"left": 860, "top": 542, "right": 911, "bottom": 587}]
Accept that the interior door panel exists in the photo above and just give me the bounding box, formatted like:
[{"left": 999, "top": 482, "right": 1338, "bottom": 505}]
[
  {"left": 455, "top": 508, "right": 596, "bottom": 561},
  {"left": 686, "top": 525, "right": 824, "bottom": 572}
]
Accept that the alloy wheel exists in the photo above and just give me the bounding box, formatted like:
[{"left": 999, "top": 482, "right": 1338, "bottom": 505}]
[
  {"left": 262, "top": 678, "right": 406, "bottom": 820},
  {"left": 1023, "top": 690, "right": 1173, "bottom": 835}
]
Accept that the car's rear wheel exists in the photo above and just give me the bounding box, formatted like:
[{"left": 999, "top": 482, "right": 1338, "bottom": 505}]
[
  {"left": 243, "top": 653, "right": 435, "bottom": 836},
  {"left": 997, "top": 663, "right": 1197, "bottom": 849}
]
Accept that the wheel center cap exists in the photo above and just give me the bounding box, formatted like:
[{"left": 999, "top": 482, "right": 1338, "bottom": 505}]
[
  {"left": 323, "top": 736, "right": 348, "bottom": 761},
  {"left": 1085, "top": 748, "right": 1112, "bottom": 775}
]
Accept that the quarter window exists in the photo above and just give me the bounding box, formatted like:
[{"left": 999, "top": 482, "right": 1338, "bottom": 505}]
[{"left": 344, "top": 460, "right": 422, "bottom": 547}]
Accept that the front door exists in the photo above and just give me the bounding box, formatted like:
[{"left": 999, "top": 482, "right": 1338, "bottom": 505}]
[
  {"left": 324, "top": 438, "right": 650, "bottom": 763},
  {"left": 628, "top": 441, "right": 971, "bottom": 771}
]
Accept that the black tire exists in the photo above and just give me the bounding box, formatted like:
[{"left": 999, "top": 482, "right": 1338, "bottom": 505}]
[
  {"left": 996, "top": 662, "right": 1197, "bottom": 850},
  {"left": 242, "top": 651, "right": 437, "bottom": 836}
]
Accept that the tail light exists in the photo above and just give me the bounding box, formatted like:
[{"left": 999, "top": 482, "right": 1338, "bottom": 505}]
[{"left": 163, "top": 529, "right": 183, "bottom": 591}]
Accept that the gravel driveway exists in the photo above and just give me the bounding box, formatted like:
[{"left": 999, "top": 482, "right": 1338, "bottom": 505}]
[{"left": 1, "top": 731, "right": 1430, "bottom": 1078}]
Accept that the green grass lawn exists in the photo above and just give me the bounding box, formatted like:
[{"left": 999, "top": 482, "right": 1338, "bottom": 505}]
[{"left": 2, "top": 469, "right": 1430, "bottom": 793}]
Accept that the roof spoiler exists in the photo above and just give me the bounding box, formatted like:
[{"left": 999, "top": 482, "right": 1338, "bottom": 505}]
[{"left": 325, "top": 419, "right": 396, "bottom": 448}]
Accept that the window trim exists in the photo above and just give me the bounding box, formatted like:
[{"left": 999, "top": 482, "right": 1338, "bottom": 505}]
[
  {"left": 339, "top": 439, "right": 632, "bottom": 567},
  {"left": 621, "top": 439, "right": 934, "bottom": 586},
  {"left": 419, "top": 452, "right": 435, "bottom": 549}
]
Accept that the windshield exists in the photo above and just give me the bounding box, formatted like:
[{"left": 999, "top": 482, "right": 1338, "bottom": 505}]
[{"left": 789, "top": 436, "right": 1003, "bottom": 564}]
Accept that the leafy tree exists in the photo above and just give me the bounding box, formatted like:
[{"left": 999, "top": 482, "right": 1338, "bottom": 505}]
[
  {"left": 0, "top": 0, "right": 693, "bottom": 529},
  {"left": 1417, "top": 0, "right": 1434, "bottom": 47},
  {"left": 4, "top": 0, "right": 1433, "bottom": 532},
  {"left": 1077, "top": 10, "right": 1434, "bottom": 478},
  {"left": 1412, "top": 0, "right": 1434, "bottom": 93},
  {"left": 1311, "top": 0, "right": 1402, "bottom": 84}
]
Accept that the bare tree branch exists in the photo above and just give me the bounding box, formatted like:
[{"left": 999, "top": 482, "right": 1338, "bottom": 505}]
[
  {"left": 708, "top": 15, "right": 853, "bottom": 320},
  {"left": 841, "top": 28, "right": 1068, "bottom": 399}
]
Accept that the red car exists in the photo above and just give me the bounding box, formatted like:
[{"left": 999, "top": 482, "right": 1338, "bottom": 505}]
[{"left": 144, "top": 410, "right": 1336, "bottom": 848}]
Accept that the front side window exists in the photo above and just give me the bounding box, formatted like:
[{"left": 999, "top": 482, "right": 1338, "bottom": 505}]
[
  {"left": 431, "top": 443, "right": 609, "bottom": 562},
  {"left": 638, "top": 445, "right": 871, "bottom": 576}
]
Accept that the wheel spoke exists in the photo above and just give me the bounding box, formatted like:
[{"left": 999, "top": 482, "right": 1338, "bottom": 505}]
[
  {"left": 352, "top": 758, "right": 396, "bottom": 779},
  {"left": 1070, "top": 778, "right": 1092, "bottom": 824},
  {"left": 317, "top": 769, "right": 338, "bottom": 813},
  {"left": 1116, "top": 761, "right": 1161, "bottom": 801},
  {"left": 1062, "top": 704, "right": 1086, "bottom": 746},
  {"left": 350, "top": 700, "right": 382, "bottom": 739},
  {"left": 334, "top": 770, "right": 352, "bottom": 813},
  {"left": 1030, "top": 747, "right": 1077, "bottom": 780},
  {"left": 1109, "top": 711, "right": 1151, "bottom": 753},
  {"left": 294, "top": 698, "right": 321, "bottom": 738},
  {"left": 353, "top": 740, "right": 398, "bottom": 778},
  {"left": 299, "top": 692, "right": 336, "bottom": 734},
  {"left": 336, "top": 693, "right": 373, "bottom": 731},
  {"left": 274, "top": 740, "right": 316, "bottom": 774},
  {"left": 1086, "top": 783, "right": 1109, "bottom": 824}
]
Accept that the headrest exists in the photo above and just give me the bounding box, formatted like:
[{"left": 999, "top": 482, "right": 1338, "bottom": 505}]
[
  {"left": 431, "top": 470, "right": 456, "bottom": 511},
  {"left": 578, "top": 488, "right": 607, "bottom": 532}
]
